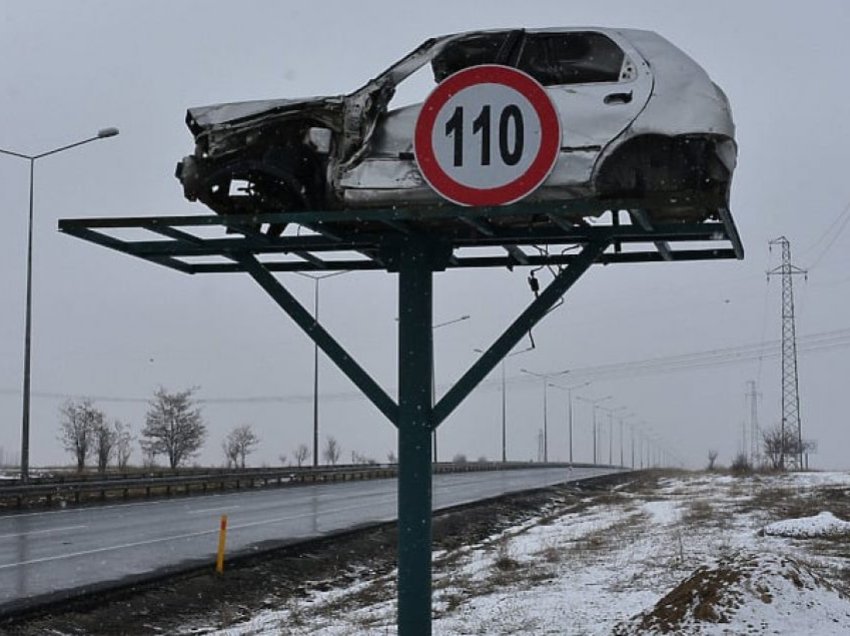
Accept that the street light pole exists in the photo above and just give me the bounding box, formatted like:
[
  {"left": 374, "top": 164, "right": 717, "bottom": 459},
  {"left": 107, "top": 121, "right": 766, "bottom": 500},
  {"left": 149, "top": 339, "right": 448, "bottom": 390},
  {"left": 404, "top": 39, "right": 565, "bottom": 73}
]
[
  {"left": 475, "top": 344, "right": 532, "bottom": 463},
  {"left": 620, "top": 417, "right": 624, "bottom": 466},
  {"left": 548, "top": 381, "right": 591, "bottom": 466},
  {"left": 598, "top": 405, "right": 627, "bottom": 465},
  {"left": 295, "top": 271, "right": 349, "bottom": 467},
  {"left": 637, "top": 432, "right": 642, "bottom": 469},
  {"left": 617, "top": 413, "right": 636, "bottom": 468},
  {"left": 575, "top": 395, "right": 611, "bottom": 465},
  {"left": 1, "top": 127, "right": 119, "bottom": 482},
  {"left": 521, "top": 367, "right": 570, "bottom": 463},
  {"left": 431, "top": 314, "right": 470, "bottom": 462}
]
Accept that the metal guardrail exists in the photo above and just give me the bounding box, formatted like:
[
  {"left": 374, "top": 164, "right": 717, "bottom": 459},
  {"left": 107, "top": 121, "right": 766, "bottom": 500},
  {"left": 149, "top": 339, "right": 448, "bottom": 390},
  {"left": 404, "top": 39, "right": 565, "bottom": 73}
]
[{"left": 0, "top": 462, "right": 604, "bottom": 509}]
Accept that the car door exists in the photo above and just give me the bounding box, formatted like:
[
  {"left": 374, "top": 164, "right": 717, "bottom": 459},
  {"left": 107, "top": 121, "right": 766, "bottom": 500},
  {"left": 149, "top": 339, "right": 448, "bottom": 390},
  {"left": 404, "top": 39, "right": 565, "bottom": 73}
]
[{"left": 517, "top": 30, "right": 653, "bottom": 187}]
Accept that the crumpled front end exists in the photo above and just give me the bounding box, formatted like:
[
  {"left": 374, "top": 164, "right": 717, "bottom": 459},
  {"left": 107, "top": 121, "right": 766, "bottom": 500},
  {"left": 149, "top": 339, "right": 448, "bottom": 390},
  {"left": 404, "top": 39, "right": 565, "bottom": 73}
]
[{"left": 176, "top": 96, "right": 345, "bottom": 230}]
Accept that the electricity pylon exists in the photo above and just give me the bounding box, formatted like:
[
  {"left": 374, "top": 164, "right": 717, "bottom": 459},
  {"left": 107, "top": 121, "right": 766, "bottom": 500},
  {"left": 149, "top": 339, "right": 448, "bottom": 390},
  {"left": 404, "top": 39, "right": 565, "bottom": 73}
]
[{"left": 767, "top": 237, "right": 807, "bottom": 469}]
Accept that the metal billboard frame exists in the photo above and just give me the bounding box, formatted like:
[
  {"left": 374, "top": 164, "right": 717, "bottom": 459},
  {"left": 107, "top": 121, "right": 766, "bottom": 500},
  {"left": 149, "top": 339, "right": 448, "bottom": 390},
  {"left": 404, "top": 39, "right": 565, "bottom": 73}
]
[{"left": 60, "top": 194, "right": 742, "bottom": 634}]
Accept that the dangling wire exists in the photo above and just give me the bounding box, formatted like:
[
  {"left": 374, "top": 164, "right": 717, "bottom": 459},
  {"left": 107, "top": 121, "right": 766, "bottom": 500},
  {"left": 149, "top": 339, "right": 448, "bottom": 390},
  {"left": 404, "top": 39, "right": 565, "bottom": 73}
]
[{"left": 527, "top": 270, "right": 540, "bottom": 297}]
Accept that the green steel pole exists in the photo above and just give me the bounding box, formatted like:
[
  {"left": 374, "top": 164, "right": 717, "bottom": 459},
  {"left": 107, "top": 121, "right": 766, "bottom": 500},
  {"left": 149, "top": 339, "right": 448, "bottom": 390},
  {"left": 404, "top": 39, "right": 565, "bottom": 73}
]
[
  {"left": 501, "top": 360, "right": 507, "bottom": 463},
  {"left": 21, "top": 159, "right": 34, "bottom": 483},
  {"left": 396, "top": 239, "right": 434, "bottom": 634},
  {"left": 313, "top": 279, "right": 319, "bottom": 467},
  {"left": 567, "top": 387, "right": 573, "bottom": 465}
]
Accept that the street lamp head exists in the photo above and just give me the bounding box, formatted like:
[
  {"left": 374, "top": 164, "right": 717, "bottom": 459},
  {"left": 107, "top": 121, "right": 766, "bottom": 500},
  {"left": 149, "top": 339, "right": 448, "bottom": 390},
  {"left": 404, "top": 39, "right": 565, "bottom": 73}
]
[{"left": 97, "top": 127, "right": 120, "bottom": 138}]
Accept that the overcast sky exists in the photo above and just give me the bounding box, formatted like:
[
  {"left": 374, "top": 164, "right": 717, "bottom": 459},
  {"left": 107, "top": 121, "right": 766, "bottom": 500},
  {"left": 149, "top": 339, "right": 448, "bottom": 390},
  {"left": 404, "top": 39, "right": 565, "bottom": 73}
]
[{"left": 1, "top": 1, "right": 849, "bottom": 471}]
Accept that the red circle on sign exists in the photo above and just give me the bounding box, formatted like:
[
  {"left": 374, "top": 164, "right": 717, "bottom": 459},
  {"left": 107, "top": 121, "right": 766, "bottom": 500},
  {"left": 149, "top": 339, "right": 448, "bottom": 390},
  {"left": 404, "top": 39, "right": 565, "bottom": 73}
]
[{"left": 414, "top": 64, "right": 560, "bottom": 206}]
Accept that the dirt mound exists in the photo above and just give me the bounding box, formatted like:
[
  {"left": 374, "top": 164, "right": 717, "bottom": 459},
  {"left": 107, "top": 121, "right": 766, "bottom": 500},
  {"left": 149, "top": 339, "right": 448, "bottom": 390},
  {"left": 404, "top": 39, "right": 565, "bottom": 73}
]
[{"left": 615, "top": 553, "right": 850, "bottom": 635}]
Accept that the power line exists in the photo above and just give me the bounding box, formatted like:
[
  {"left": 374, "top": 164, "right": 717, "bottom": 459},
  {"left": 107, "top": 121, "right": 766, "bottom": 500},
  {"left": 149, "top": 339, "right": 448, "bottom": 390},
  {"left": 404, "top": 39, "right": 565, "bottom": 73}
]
[
  {"left": 801, "top": 199, "right": 850, "bottom": 269},
  {"left": 3, "top": 326, "right": 850, "bottom": 406}
]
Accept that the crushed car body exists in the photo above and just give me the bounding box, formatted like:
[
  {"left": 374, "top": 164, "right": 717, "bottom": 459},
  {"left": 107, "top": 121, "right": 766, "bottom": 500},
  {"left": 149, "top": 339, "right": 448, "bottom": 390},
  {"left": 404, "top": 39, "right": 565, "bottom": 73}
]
[{"left": 176, "top": 28, "right": 736, "bottom": 232}]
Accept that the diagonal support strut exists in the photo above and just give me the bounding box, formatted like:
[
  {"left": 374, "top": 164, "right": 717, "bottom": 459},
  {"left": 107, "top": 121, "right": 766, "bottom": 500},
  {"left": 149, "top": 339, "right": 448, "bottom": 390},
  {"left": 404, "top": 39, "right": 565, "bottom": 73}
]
[
  {"left": 432, "top": 240, "right": 610, "bottom": 429},
  {"left": 236, "top": 252, "right": 399, "bottom": 426}
]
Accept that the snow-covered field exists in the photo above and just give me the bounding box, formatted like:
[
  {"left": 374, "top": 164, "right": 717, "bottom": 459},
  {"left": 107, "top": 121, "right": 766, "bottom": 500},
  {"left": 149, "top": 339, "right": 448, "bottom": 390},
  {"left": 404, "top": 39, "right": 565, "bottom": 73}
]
[{"left": 188, "top": 472, "right": 850, "bottom": 635}]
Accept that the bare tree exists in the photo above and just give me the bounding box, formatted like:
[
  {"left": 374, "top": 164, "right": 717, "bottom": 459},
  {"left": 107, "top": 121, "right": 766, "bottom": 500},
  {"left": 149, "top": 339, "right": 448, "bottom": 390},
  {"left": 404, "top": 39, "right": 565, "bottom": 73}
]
[
  {"left": 141, "top": 387, "right": 206, "bottom": 469},
  {"left": 58, "top": 399, "right": 104, "bottom": 472},
  {"left": 730, "top": 452, "right": 752, "bottom": 474},
  {"left": 323, "top": 436, "right": 341, "bottom": 466},
  {"left": 94, "top": 421, "right": 118, "bottom": 473},
  {"left": 387, "top": 451, "right": 397, "bottom": 464},
  {"left": 762, "top": 425, "right": 812, "bottom": 470},
  {"left": 222, "top": 439, "right": 238, "bottom": 468},
  {"left": 278, "top": 453, "right": 288, "bottom": 466},
  {"left": 141, "top": 445, "right": 157, "bottom": 469},
  {"left": 293, "top": 444, "right": 309, "bottom": 467},
  {"left": 707, "top": 450, "right": 719, "bottom": 471},
  {"left": 114, "top": 421, "right": 134, "bottom": 470},
  {"left": 351, "top": 451, "right": 376, "bottom": 465},
  {"left": 222, "top": 424, "right": 260, "bottom": 468}
]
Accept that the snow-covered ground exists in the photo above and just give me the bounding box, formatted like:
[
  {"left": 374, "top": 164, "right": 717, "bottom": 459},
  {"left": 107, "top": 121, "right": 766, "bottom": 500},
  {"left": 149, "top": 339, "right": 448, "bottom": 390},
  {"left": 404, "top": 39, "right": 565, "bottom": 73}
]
[{"left": 186, "top": 471, "right": 850, "bottom": 635}]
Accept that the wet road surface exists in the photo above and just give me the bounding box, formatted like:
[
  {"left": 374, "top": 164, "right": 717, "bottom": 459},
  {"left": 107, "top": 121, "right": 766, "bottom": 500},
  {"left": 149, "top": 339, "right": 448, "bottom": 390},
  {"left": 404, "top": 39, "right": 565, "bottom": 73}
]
[{"left": 0, "top": 466, "right": 620, "bottom": 612}]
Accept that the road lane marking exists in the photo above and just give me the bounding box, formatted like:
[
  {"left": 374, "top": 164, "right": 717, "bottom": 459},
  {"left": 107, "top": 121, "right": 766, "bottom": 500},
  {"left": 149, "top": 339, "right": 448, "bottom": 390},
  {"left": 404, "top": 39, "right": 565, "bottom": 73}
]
[
  {"left": 228, "top": 497, "right": 395, "bottom": 532},
  {"left": 0, "top": 524, "right": 87, "bottom": 540},
  {"left": 0, "top": 528, "right": 220, "bottom": 569},
  {"left": 187, "top": 505, "right": 240, "bottom": 515},
  {"left": 0, "top": 497, "right": 397, "bottom": 570},
  {"left": 0, "top": 470, "right": 614, "bottom": 570}
]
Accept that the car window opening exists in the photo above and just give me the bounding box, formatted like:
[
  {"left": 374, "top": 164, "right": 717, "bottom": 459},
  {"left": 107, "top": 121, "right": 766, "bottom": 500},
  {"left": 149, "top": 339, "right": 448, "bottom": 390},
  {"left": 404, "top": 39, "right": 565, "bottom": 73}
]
[
  {"left": 431, "top": 33, "right": 511, "bottom": 82},
  {"left": 518, "top": 33, "right": 625, "bottom": 85},
  {"left": 432, "top": 32, "right": 626, "bottom": 87}
]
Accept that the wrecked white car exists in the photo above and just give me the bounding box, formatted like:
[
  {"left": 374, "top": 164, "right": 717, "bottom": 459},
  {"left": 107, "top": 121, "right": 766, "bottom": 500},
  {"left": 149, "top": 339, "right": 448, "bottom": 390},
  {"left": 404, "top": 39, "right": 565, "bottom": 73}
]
[{"left": 176, "top": 28, "right": 735, "bottom": 233}]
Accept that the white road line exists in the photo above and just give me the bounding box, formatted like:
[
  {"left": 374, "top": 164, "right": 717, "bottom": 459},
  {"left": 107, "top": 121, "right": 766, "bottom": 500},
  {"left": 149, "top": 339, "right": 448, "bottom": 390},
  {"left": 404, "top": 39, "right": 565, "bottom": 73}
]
[
  {"left": 0, "top": 524, "right": 87, "bottom": 540},
  {"left": 0, "top": 528, "right": 220, "bottom": 570},
  {"left": 229, "top": 497, "right": 395, "bottom": 532},
  {"left": 187, "top": 505, "right": 240, "bottom": 515},
  {"left": 0, "top": 497, "right": 396, "bottom": 570}
]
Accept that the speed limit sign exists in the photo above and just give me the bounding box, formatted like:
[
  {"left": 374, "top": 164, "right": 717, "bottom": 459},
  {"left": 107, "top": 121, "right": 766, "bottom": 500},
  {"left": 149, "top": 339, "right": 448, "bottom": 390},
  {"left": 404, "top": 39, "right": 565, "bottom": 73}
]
[{"left": 414, "top": 64, "right": 560, "bottom": 207}]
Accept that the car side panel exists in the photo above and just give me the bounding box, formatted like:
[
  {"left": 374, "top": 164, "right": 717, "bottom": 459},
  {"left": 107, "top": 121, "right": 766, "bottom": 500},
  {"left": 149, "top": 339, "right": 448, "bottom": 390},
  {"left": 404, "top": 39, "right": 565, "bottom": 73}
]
[
  {"left": 339, "top": 28, "right": 655, "bottom": 202},
  {"left": 612, "top": 29, "right": 735, "bottom": 140}
]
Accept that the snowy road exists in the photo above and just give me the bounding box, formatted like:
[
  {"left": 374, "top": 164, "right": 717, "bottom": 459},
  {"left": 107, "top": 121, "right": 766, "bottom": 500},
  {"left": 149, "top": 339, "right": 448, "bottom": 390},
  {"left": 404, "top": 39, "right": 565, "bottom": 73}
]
[{"left": 0, "top": 466, "right": 619, "bottom": 614}]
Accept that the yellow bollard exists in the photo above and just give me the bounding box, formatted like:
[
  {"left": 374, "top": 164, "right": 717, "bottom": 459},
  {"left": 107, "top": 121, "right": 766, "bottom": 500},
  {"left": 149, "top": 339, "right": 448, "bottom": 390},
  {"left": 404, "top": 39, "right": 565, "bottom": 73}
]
[{"left": 216, "top": 514, "right": 228, "bottom": 574}]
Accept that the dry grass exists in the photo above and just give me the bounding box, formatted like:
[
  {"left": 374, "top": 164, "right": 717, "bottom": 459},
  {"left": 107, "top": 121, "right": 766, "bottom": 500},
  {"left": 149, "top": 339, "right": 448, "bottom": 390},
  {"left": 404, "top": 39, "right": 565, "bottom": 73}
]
[
  {"left": 682, "top": 498, "right": 715, "bottom": 525},
  {"left": 493, "top": 541, "right": 520, "bottom": 572}
]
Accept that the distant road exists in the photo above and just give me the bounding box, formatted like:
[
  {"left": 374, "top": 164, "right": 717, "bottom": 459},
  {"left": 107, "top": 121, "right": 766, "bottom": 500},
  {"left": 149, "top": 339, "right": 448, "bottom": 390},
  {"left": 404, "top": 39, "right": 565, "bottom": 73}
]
[{"left": 0, "top": 466, "right": 621, "bottom": 614}]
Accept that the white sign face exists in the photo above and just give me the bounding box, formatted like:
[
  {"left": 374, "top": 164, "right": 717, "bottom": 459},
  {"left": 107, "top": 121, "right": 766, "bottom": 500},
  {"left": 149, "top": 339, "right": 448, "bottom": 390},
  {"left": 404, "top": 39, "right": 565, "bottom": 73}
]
[
  {"left": 430, "top": 83, "right": 541, "bottom": 189},
  {"left": 414, "top": 65, "right": 560, "bottom": 207}
]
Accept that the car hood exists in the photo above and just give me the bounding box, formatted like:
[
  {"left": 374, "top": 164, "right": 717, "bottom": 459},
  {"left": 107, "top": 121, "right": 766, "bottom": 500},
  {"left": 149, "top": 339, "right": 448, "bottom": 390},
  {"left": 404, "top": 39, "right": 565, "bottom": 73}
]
[
  {"left": 186, "top": 95, "right": 345, "bottom": 135},
  {"left": 185, "top": 95, "right": 346, "bottom": 159}
]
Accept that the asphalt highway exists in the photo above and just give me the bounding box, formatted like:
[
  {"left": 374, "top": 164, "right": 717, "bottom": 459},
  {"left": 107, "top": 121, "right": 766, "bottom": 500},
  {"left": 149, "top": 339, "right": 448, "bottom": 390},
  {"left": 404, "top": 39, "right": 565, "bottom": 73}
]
[{"left": 0, "top": 466, "right": 620, "bottom": 613}]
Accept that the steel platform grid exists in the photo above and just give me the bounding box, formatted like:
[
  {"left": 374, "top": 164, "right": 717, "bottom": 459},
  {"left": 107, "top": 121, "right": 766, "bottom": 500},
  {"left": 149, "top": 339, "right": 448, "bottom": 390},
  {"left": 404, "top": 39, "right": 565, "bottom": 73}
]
[
  {"left": 58, "top": 194, "right": 743, "bottom": 275},
  {"left": 59, "top": 195, "right": 742, "bottom": 635}
]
